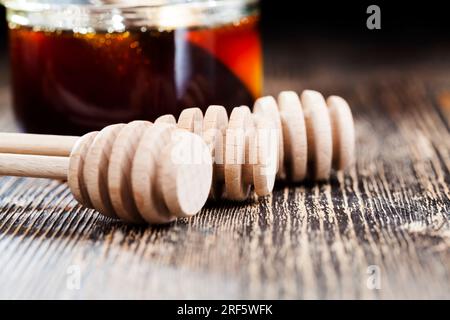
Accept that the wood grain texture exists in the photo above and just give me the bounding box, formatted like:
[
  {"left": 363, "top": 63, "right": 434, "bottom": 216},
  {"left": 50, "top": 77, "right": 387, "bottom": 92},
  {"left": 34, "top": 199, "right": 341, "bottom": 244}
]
[{"left": 0, "top": 40, "right": 449, "bottom": 299}]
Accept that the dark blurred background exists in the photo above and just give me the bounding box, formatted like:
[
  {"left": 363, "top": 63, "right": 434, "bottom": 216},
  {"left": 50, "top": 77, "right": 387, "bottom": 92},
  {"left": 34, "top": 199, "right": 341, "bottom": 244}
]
[
  {"left": 257, "top": 1, "right": 450, "bottom": 74},
  {"left": 260, "top": 0, "right": 450, "bottom": 41},
  {"left": 2, "top": 1, "right": 450, "bottom": 51}
]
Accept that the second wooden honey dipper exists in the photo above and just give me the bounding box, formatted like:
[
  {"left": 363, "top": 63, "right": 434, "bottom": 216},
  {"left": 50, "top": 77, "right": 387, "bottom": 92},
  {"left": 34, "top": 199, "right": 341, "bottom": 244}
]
[{"left": 170, "top": 90, "right": 355, "bottom": 200}]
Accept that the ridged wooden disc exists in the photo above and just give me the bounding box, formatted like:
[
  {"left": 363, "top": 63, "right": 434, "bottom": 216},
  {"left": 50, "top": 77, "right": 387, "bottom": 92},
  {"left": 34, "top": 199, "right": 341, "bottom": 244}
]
[
  {"left": 108, "top": 121, "right": 151, "bottom": 223},
  {"left": 301, "top": 90, "right": 332, "bottom": 180},
  {"left": 327, "top": 95, "right": 355, "bottom": 170},
  {"left": 253, "top": 114, "right": 277, "bottom": 196},
  {"left": 278, "top": 91, "right": 308, "bottom": 182},
  {"left": 160, "top": 130, "right": 213, "bottom": 217},
  {"left": 68, "top": 131, "right": 98, "bottom": 208},
  {"left": 131, "top": 123, "right": 176, "bottom": 224},
  {"left": 203, "top": 105, "right": 229, "bottom": 200},
  {"left": 225, "top": 106, "right": 252, "bottom": 201},
  {"left": 155, "top": 115, "right": 177, "bottom": 125},
  {"left": 83, "top": 124, "right": 126, "bottom": 218},
  {"left": 253, "top": 96, "right": 285, "bottom": 179},
  {"left": 178, "top": 108, "right": 203, "bottom": 135}
]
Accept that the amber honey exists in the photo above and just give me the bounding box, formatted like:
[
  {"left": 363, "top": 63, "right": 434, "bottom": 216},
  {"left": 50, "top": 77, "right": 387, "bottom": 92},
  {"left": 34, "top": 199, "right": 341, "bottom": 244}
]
[{"left": 8, "top": 13, "right": 262, "bottom": 135}]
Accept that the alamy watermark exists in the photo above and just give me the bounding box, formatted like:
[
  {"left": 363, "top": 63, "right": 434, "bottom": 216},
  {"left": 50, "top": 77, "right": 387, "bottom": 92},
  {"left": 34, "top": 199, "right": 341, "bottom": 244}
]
[
  {"left": 367, "top": 5, "right": 381, "bottom": 30},
  {"left": 366, "top": 265, "right": 381, "bottom": 290},
  {"left": 66, "top": 264, "right": 81, "bottom": 291}
]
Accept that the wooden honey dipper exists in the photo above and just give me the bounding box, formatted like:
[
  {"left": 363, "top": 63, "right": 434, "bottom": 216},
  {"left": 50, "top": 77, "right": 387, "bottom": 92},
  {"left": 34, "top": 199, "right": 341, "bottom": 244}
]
[
  {"left": 0, "top": 122, "right": 213, "bottom": 224},
  {"left": 0, "top": 89, "right": 354, "bottom": 223},
  {"left": 152, "top": 90, "right": 355, "bottom": 202}
]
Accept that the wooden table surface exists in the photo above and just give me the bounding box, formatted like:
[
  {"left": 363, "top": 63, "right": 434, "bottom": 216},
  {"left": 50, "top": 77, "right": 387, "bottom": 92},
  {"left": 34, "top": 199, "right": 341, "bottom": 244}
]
[{"left": 0, "top": 37, "right": 449, "bottom": 300}]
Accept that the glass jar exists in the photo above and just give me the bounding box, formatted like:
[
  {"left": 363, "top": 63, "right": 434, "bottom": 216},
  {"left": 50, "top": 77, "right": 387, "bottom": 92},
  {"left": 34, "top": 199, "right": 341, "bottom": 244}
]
[{"left": 2, "top": 0, "right": 262, "bottom": 135}]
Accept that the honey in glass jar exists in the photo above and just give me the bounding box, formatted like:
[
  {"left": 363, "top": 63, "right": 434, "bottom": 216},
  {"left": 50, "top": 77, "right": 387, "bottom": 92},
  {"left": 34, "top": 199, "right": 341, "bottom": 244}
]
[{"left": 4, "top": 0, "right": 262, "bottom": 135}]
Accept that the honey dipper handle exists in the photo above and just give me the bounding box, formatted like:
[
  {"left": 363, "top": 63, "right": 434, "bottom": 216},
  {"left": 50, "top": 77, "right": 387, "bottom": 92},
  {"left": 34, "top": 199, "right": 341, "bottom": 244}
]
[
  {"left": 0, "top": 133, "right": 79, "bottom": 156},
  {"left": 0, "top": 153, "right": 69, "bottom": 180}
]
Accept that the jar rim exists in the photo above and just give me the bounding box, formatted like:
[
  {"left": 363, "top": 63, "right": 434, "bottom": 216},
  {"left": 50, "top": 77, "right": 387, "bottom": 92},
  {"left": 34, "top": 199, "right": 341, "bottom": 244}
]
[
  {"left": 4, "top": 0, "right": 259, "bottom": 31},
  {"left": 2, "top": 0, "right": 257, "bottom": 10}
]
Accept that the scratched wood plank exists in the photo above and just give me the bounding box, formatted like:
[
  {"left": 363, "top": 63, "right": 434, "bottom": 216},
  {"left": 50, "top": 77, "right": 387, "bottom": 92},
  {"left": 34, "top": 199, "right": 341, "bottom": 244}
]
[{"left": 0, "top": 41, "right": 448, "bottom": 299}]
